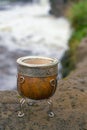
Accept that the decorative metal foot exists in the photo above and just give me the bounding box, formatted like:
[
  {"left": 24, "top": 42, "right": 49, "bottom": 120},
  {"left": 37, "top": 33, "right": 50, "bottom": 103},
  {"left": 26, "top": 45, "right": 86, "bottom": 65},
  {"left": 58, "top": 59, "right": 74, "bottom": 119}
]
[
  {"left": 47, "top": 99, "right": 54, "bottom": 118},
  {"left": 18, "top": 98, "right": 25, "bottom": 118}
]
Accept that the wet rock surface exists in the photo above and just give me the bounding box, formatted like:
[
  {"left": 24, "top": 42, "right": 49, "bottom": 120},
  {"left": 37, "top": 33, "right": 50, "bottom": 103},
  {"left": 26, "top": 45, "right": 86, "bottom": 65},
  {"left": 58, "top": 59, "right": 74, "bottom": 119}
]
[{"left": 0, "top": 39, "right": 87, "bottom": 130}]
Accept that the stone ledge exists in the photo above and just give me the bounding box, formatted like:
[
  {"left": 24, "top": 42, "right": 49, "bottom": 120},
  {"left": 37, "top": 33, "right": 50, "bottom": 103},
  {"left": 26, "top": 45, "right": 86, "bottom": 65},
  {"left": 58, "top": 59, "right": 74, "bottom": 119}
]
[{"left": 0, "top": 39, "right": 87, "bottom": 130}]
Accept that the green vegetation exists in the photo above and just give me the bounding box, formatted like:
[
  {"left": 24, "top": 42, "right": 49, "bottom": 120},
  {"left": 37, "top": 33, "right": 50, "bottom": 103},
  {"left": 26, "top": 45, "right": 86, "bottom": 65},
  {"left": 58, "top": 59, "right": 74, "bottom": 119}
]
[{"left": 62, "top": 0, "right": 87, "bottom": 77}]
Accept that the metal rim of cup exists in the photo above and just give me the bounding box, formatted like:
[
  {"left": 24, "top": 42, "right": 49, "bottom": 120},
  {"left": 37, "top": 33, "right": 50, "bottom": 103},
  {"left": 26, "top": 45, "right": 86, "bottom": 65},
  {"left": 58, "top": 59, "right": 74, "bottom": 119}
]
[{"left": 17, "top": 56, "right": 58, "bottom": 68}]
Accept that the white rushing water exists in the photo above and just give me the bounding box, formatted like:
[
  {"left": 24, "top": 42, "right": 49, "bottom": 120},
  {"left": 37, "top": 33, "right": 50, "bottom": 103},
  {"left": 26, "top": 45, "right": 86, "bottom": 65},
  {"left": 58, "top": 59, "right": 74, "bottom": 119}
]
[{"left": 0, "top": 0, "right": 71, "bottom": 90}]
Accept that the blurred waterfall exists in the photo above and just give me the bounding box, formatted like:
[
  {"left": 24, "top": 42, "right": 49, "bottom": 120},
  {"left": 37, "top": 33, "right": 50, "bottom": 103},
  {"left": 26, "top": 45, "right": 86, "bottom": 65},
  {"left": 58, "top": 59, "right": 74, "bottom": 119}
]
[
  {"left": 0, "top": 2, "right": 71, "bottom": 90},
  {"left": 33, "top": 0, "right": 49, "bottom": 6}
]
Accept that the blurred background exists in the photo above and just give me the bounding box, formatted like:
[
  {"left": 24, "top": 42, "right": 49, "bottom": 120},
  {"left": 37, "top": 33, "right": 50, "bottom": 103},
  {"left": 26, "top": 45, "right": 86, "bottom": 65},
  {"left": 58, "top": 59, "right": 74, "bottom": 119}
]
[{"left": 0, "top": 0, "right": 85, "bottom": 90}]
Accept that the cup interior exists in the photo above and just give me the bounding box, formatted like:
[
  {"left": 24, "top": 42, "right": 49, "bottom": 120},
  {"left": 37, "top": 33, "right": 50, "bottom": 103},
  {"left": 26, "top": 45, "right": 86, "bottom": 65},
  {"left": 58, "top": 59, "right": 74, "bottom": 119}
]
[{"left": 23, "top": 58, "right": 53, "bottom": 65}]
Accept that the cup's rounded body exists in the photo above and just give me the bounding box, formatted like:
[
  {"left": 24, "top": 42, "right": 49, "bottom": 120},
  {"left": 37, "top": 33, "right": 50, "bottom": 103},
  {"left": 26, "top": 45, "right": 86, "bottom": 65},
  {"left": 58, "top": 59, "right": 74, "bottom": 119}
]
[{"left": 17, "top": 56, "right": 58, "bottom": 100}]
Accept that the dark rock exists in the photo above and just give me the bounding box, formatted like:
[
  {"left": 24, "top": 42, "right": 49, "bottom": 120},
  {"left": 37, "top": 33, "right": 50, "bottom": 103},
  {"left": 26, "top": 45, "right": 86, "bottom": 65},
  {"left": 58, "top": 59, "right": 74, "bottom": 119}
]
[{"left": 49, "top": 0, "right": 68, "bottom": 17}]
